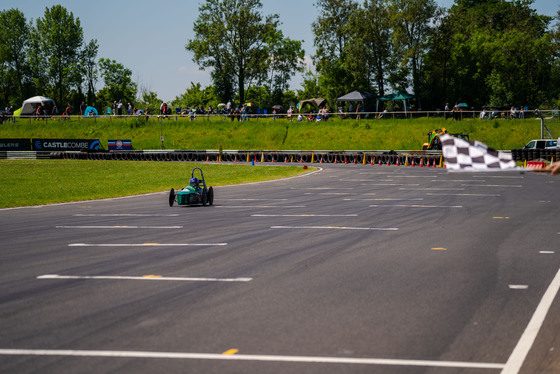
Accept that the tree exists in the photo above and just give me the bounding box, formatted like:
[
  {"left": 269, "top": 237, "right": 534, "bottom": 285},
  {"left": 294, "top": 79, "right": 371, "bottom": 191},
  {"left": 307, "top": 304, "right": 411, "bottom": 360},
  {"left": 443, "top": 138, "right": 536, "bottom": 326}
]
[
  {"left": 172, "top": 82, "right": 219, "bottom": 109},
  {"left": 186, "top": 0, "right": 301, "bottom": 105},
  {"left": 0, "top": 9, "right": 31, "bottom": 105},
  {"left": 96, "top": 58, "right": 137, "bottom": 109},
  {"left": 348, "top": 0, "right": 393, "bottom": 96},
  {"left": 264, "top": 29, "right": 305, "bottom": 104},
  {"left": 81, "top": 39, "right": 99, "bottom": 106},
  {"left": 390, "top": 0, "right": 437, "bottom": 98},
  {"left": 421, "top": 0, "right": 555, "bottom": 108},
  {"left": 312, "top": 0, "right": 357, "bottom": 101},
  {"left": 32, "top": 5, "right": 84, "bottom": 106}
]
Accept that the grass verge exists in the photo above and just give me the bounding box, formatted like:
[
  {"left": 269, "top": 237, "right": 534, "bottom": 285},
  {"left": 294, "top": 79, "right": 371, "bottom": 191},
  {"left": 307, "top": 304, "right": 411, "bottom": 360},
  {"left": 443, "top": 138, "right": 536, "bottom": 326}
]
[{"left": 0, "top": 160, "right": 312, "bottom": 208}]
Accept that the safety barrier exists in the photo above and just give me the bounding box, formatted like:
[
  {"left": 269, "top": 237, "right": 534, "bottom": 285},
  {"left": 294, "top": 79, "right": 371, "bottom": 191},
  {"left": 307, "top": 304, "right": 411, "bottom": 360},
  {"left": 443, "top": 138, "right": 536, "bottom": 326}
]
[{"left": 10, "top": 149, "right": 555, "bottom": 166}]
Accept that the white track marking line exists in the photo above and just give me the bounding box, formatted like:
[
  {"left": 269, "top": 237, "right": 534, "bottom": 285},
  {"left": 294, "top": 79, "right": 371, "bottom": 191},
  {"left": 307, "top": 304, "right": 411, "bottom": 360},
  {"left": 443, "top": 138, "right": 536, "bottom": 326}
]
[
  {"left": 290, "top": 187, "right": 354, "bottom": 190},
  {"left": 69, "top": 243, "right": 227, "bottom": 247},
  {"left": 463, "top": 184, "right": 522, "bottom": 188},
  {"left": 252, "top": 214, "right": 357, "bottom": 217},
  {"left": 73, "top": 213, "right": 180, "bottom": 217},
  {"left": 508, "top": 285, "right": 529, "bottom": 290},
  {"left": 37, "top": 274, "right": 251, "bottom": 282},
  {"left": 539, "top": 251, "right": 555, "bottom": 254},
  {"left": 360, "top": 183, "right": 421, "bottom": 186},
  {"left": 426, "top": 193, "right": 501, "bottom": 197},
  {"left": 370, "top": 204, "right": 463, "bottom": 208},
  {"left": 220, "top": 198, "right": 288, "bottom": 201},
  {"left": 501, "top": 268, "right": 560, "bottom": 374},
  {"left": 271, "top": 226, "right": 398, "bottom": 231},
  {"left": 215, "top": 205, "right": 305, "bottom": 208},
  {"left": 56, "top": 225, "right": 183, "bottom": 229},
  {"left": 0, "top": 349, "right": 505, "bottom": 369},
  {"left": 399, "top": 187, "right": 465, "bottom": 191},
  {"left": 344, "top": 198, "right": 423, "bottom": 201}
]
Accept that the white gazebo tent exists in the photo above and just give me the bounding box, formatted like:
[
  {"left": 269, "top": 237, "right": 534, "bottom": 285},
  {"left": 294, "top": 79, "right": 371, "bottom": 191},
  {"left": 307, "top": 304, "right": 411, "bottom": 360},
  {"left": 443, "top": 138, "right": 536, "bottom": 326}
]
[{"left": 21, "top": 96, "right": 56, "bottom": 115}]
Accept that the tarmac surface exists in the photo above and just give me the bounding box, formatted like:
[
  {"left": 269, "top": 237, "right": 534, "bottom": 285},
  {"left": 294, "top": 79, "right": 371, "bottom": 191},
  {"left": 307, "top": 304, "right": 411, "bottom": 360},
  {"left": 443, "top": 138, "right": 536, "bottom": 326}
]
[{"left": 1, "top": 164, "right": 559, "bottom": 373}]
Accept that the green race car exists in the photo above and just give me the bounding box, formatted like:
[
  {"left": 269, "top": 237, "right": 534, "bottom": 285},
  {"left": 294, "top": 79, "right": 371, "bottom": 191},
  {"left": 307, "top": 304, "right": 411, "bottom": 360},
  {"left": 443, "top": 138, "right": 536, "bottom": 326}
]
[{"left": 169, "top": 167, "right": 214, "bottom": 207}]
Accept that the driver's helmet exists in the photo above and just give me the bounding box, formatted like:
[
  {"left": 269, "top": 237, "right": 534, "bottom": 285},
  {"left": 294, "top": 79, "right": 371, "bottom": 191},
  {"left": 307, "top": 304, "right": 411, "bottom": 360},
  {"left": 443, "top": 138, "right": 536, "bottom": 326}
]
[{"left": 189, "top": 177, "right": 199, "bottom": 188}]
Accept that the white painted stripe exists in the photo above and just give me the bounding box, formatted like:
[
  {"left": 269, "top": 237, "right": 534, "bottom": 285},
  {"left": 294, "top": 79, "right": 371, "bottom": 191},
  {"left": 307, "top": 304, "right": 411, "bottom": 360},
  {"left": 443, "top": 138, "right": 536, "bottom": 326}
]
[
  {"left": 426, "top": 193, "right": 501, "bottom": 197},
  {"left": 539, "top": 251, "right": 555, "bottom": 254},
  {"left": 73, "top": 213, "right": 180, "bottom": 217},
  {"left": 508, "top": 285, "right": 529, "bottom": 290},
  {"left": 432, "top": 180, "right": 486, "bottom": 182},
  {"left": 271, "top": 226, "right": 398, "bottom": 231},
  {"left": 290, "top": 187, "right": 354, "bottom": 190},
  {"left": 304, "top": 192, "right": 351, "bottom": 195},
  {"left": 252, "top": 214, "right": 358, "bottom": 217},
  {"left": 69, "top": 243, "right": 227, "bottom": 247},
  {"left": 359, "top": 173, "right": 436, "bottom": 178},
  {"left": 56, "top": 225, "right": 183, "bottom": 229},
  {"left": 463, "top": 184, "right": 522, "bottom": 188},
  {"left": 360, "top": 183, "right": 420, "bottom": 186},
  {"left": 399, "top": 188, "right": 465, "bottom": 191},
  {"left": 216, "top": 205, "right": 305, "bottom": 208},
  {"left": 221, "top": 198, "right": 288, "bottom": 201},
  {"left": 37, "top": 274, "right": 251, "bottom": 282},
  {"left": 502, "top": 268, "right": 560, "bottom": 373},
  {"left": 0, "top": 349, "right": 505, "bottom": 369},
  {"left": 344, "top": 198, "right": 423, "bottom": 201},
  {"left": 370, "top": 204, "right": 463, "bottom": 208}
]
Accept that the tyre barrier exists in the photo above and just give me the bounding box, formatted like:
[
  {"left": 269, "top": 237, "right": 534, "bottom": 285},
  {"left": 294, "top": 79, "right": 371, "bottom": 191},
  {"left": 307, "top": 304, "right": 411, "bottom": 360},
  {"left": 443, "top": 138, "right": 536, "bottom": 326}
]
[{"left": 51, "top": 150, "right": 461, "bottom": 167}]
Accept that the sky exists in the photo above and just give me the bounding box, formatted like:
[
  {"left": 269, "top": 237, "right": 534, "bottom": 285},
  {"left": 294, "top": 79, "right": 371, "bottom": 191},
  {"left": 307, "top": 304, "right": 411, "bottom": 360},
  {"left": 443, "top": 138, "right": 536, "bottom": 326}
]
[{"left": 3, "top": 0, "right": 559, "bottom": 102}]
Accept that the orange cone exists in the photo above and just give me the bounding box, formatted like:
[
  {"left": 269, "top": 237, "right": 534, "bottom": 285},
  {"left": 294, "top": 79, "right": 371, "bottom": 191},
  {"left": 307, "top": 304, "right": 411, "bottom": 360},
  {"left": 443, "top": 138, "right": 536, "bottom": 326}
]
[
  {"left": 320, "top": 156, "right": 324, "bottom": 163},
  {"left": 234, "top": 155, "right": 238, "bottom": 162},
  {"left": 419, "top": 158, "right": 423, "bottom": 167},
  {"left": 378, "top": 157, "right": 382, "bottom": 166},
  {"left": 411, "top": 157, "right": 415, "bottom": 167},
  {"left": 344, "top": 156, "right": 348, "bottom": 164},
  {"left": 432, "top": 158, "right": 436, "bottom": 167},
  {"left": 370, "top": 156, "right": 374, "bottom": 165},
  {"left": 284, "top": 156, "right": 288, "bottom": 163},
  {"left": 396, "top": 157, "right": 400, "bottom": 166},
  {"left": 206, "top": 155, "right": 210, "bottom": 162},
  {"left": 334, "top": 157, "right": 337, "bottom": 164},
  {"left": 387, "top": 157, "right": 390, "bottom": 166}
]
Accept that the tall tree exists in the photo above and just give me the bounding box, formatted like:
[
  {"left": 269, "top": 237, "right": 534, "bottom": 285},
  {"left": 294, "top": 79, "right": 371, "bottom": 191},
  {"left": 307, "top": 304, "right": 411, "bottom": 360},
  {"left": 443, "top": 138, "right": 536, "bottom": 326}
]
[
  {"left": 81, "top": 39, "right": 99, "bottom": 106},
  {"left": 96, "top": 58, "right": 137, "bottom": 109},
  {"left": 186, "top": 0, "right": 300, "bottom": 105},
  {"left": 0, "top": 9, "right": 30, "bottom": 105},
  {"left": 390, "top": 0, "right": 437, "bottom": 97},
  {"left": 33, "top": 5, "right": 84, "bottom": 106},
  {"left": 312, "top": 0, "right": 357, "bottom": 100}
]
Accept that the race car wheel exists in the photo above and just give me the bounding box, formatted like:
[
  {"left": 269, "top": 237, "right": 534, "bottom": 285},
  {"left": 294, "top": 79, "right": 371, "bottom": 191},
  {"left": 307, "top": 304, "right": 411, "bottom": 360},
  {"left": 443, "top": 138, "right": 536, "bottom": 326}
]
[
  {"left": 169, "top": 188, "right": 175, "bottom": 207},
  {"left": 201, "top": 189, "right": 208, "bottom": 206},
  {"left": 207, "top": 187, "right": 214, "bottom": 206}
]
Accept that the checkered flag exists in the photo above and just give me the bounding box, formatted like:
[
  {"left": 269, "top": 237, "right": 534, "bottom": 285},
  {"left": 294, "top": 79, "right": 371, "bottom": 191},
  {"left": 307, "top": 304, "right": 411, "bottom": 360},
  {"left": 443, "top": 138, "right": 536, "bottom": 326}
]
[{"left": 440, "top": 134, "right": 517, "bottom": 171}]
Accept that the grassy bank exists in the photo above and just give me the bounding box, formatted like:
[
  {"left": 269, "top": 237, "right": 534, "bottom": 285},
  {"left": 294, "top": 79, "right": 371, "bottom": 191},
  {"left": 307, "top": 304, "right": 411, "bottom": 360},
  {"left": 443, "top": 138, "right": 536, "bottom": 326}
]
[
  {"left": 2, "top": 115, "right": 558, "bottom": 150},
  {"left": 0, "top": 160, "right": 310, "bottom": 208}
]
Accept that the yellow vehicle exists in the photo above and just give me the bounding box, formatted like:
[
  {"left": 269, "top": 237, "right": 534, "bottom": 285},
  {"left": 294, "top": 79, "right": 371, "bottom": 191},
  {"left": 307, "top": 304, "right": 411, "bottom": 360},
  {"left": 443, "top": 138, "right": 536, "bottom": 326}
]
[{"left": 422, "top": 128, "right": 469, "bottom": 150}]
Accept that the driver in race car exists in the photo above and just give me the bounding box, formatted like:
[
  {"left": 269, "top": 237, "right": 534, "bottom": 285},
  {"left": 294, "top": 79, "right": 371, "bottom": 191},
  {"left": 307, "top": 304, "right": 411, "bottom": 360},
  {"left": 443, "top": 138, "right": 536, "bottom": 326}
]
[{"left": 184, "top": 177, "right": 199, "bottom": 192}]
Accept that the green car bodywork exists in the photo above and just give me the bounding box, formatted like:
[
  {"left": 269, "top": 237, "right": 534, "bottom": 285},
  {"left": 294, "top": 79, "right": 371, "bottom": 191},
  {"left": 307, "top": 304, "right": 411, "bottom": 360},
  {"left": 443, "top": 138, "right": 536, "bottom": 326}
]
[{"left": 169, "top": 167, "right": 214, "bottom": 207}]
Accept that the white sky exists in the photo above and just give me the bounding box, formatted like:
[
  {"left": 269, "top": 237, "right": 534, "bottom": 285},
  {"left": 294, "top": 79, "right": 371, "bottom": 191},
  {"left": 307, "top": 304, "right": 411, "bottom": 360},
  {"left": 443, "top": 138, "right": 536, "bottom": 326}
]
[{"left": 2, "top": 0, "right": 559, "bottom": 101}]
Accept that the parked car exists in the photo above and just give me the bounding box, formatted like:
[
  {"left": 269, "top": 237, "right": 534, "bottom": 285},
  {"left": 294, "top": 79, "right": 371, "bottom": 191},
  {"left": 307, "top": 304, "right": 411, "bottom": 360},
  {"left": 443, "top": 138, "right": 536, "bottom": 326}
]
[{"left": 522, "top": 139, "right": 558, "bottom": 150}]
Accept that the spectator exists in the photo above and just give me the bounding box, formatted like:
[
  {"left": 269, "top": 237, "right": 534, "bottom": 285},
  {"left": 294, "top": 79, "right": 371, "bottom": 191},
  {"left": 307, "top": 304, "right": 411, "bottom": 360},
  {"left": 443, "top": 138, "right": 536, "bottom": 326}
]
[{"left": 80, "top": 101, "right": 86, "bottom": 117}]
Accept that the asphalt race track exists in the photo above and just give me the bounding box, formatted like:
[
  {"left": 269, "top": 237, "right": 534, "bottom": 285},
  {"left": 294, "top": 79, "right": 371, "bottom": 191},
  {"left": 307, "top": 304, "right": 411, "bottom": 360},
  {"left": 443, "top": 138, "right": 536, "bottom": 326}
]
[{"left": 1, "top": 164, "right": 559, "bottom": 374}]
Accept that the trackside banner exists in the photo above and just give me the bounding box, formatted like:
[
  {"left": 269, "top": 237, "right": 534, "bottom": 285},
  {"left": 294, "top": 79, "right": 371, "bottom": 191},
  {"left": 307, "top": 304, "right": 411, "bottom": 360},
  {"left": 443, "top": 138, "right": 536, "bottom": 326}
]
[
  {"left": 32, "top": 138, "right": 100, "bottom": 151},
  {"left": 0, "top": 139, "right": 32, "bottom": 151}
]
